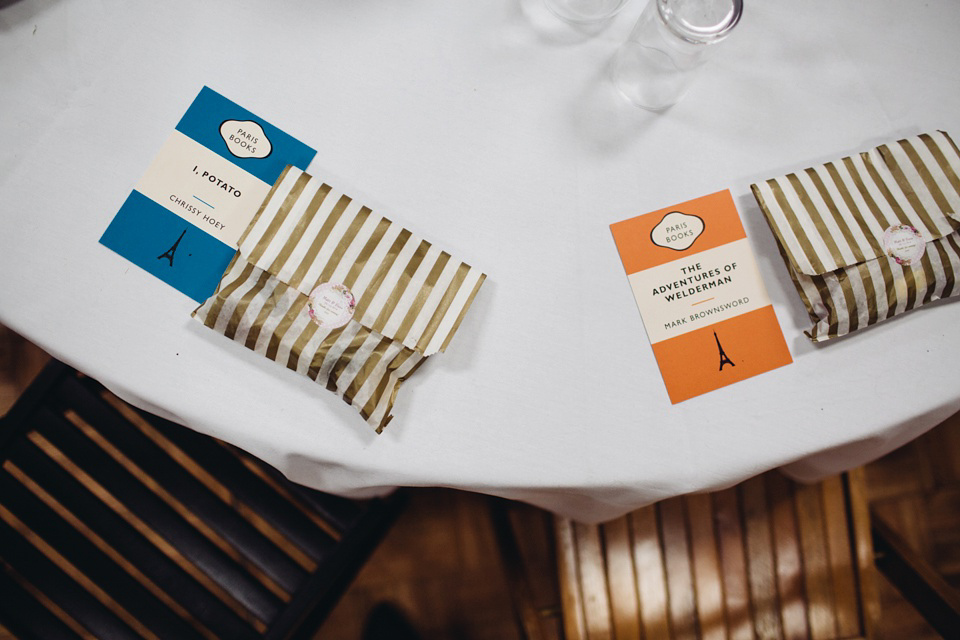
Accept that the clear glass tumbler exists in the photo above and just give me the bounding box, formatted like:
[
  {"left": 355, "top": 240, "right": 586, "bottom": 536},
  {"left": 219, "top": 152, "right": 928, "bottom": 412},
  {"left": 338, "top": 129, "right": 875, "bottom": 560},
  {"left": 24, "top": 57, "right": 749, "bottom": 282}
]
[
  {"left": 543, "top": 0, "right": 632, "bottom": 24},
  {"left": 613, "top": 0, "right": 743, "bottom": 110}
]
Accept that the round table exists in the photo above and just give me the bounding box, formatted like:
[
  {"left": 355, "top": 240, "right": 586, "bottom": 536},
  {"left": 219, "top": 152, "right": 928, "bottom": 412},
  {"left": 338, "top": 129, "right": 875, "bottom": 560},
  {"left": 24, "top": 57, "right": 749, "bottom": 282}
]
[{"left": 1, "top": 0, "right": 957, "bottom": 522}]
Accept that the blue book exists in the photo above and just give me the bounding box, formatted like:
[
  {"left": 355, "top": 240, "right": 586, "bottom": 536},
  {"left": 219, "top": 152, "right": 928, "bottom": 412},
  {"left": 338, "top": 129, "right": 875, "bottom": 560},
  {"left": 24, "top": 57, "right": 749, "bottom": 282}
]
[{"left": 100, "top": 87, "right": 316, "bottom": 302}]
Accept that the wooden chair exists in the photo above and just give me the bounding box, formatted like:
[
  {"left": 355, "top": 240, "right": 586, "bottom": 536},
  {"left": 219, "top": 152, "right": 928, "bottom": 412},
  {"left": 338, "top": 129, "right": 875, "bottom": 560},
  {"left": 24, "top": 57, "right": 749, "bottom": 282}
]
[
  {"left": 871, "top": 508, "right": 960, "bottom": 637},
  {"left": 555, "top": 470, "right": 879, "bottom": 640},
  {"left": 490, "top": 497, "right": 566, "bottom": 640},
  {"left": 0, "top": 362, "right": 404, "bottom": 640}
]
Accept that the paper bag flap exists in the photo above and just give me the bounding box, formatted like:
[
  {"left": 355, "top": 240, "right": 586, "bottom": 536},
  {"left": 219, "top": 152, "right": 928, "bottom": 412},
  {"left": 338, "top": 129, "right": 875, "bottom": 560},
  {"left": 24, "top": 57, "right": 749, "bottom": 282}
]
[
  {"left": 236, "top": 166, "right": 485, "bottom": 356},
  {"left": 752, "top": 131, "right": 960, "bottom": 276}
]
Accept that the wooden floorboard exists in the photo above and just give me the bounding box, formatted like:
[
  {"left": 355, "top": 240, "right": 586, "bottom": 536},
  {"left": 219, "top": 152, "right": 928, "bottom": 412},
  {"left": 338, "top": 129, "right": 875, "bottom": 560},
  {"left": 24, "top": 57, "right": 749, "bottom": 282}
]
[{"left": 0, "top": 326, "right": 49, "bottom": 418}]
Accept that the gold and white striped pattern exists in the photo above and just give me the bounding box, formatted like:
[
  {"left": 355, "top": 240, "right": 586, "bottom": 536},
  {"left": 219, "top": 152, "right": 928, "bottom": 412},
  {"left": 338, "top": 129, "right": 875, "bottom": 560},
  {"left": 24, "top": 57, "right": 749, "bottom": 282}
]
[
  {"left": 194, "top": 166, "right": 486, "bottom": 432},
  {"left": 751, "top": 131, "right": 960, "bottom": 341}
]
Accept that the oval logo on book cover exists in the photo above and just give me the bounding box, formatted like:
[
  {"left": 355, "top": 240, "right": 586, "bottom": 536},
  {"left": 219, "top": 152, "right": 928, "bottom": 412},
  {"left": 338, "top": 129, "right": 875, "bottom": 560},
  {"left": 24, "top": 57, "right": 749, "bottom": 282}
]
[
  {"left": 219, "top": 120, "right": 272, "bottom": 159},
  {"left": 650, "top": 211, "right": 705, "bottom": 251}
]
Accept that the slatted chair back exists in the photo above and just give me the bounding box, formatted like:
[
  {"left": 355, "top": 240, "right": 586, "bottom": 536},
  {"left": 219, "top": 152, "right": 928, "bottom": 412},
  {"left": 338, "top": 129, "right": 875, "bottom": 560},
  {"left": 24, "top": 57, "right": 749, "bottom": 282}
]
[
  {"left": 490, "top": 497, "right": 566, "bottom": 640},
  {"left": 556, "top": 470, "right": 879, "bottom": 640},
  {"left": 0, "top": 362, "right": 403, "bottom": 640}
]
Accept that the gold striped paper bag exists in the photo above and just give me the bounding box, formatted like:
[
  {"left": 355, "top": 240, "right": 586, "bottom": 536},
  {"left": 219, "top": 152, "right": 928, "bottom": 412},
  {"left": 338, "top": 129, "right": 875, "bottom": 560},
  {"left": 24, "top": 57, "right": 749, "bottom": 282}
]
[
  {"left": 751, "top": 131, "right": 960, "bottom": 342},
  {"left": 193, "top": 166, "right": 486, "bottom": 432}
]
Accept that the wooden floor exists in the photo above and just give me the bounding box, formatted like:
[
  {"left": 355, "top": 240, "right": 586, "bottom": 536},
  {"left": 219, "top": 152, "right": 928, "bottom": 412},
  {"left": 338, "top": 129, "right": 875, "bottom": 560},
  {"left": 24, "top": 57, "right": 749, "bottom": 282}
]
[
  {"left": 0, "top": 325, "right": 956, "bottom": 639},
  {"left": 0, "top": 326, "right": 48, "bottom": 415},
  {"left": 865, "top": 409, "right": 960, "bottom": 640},
  {"left": 316, "top": 490, "right": 563, "bottom": 640}
]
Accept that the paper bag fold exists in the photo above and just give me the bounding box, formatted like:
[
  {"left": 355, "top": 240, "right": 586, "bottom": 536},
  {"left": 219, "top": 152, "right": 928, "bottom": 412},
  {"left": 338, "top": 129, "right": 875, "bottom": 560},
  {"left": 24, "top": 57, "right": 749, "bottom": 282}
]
[
  {"left": 194, "top": 166, "right": 486, "bottom": 431},
  {"left": 751, "top": 131, "right": 960, "bottom": 341}
]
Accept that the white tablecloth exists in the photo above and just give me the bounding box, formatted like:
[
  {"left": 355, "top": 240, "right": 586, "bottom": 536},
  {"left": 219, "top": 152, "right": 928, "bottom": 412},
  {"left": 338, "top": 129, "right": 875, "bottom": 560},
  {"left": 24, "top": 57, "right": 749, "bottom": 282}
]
[{"left": 1, "top": 0, "right": 957, "bottom": 522}]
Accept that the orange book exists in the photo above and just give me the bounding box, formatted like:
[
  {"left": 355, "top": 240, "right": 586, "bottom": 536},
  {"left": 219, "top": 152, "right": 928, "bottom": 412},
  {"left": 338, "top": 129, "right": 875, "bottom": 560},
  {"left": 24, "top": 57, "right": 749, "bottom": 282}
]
[{"left": 610, "top": 190, "right": 792, "bottom": 403}]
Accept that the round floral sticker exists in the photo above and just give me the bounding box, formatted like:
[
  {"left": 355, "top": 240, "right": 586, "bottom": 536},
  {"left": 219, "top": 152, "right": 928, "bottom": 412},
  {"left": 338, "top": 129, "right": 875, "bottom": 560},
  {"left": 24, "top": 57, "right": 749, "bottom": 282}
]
[
  {"left": 882, "top": 224, "right": 926, "bottom": 266},
  {"left": 307, "top": 283, "right": 356, "bottom": 329}
]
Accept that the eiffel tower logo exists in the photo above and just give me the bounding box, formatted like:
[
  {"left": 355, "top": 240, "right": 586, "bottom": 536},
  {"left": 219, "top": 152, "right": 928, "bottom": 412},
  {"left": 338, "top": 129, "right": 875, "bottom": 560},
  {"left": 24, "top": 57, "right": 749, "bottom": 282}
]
[
  {"left": 157, "top": 229, "right": 187, "bottom": 267},
  {"left": 715, "top": 331, "right": 735, "bottom": 371}
]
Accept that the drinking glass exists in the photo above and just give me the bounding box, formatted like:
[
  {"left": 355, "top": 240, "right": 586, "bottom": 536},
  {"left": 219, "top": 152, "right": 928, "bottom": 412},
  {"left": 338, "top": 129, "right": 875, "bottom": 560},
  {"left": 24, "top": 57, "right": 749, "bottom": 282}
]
[
  {"left": 613, "top": 0, "right": 743, "bottom": 110},
  {"left": 543, "top": 0, "right": 632, "bottom": 24}
]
